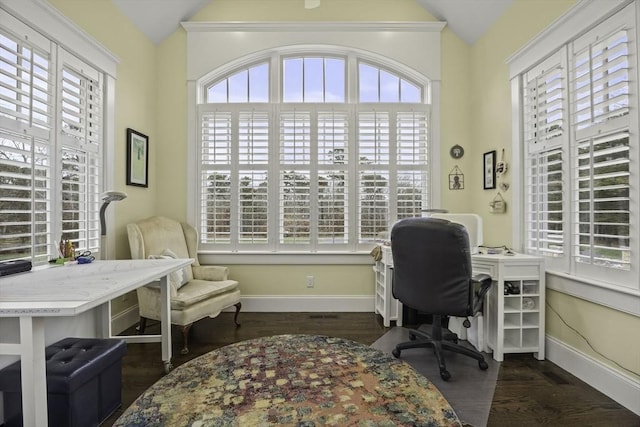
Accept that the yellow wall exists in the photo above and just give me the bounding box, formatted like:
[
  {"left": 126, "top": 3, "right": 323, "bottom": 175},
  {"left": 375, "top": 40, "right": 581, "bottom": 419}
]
[{"left": 471, "top": 0, "right": 639, "bottom": 380}]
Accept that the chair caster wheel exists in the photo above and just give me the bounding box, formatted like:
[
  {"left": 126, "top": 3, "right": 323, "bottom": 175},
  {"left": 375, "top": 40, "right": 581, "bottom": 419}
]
[
  {"left": 440, "top": 369, "right": 451, "bottom": 381},
  {"left": 479, "top": 360, "right": 489, "bottom": 370},
  {"left": 392, "top": 348, "right": 401, "bottom": 358}
]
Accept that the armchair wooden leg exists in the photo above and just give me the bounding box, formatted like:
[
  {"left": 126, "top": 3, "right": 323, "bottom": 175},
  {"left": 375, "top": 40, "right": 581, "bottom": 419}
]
[
  {"left": 233, "top": 302, "right": 242, "bottom": 327},
  {"left": 181, "top": 324, "right": 193, "bottom": 355},
  {"left": 137, "top": 317, "right": 147, "bottom": 334}
]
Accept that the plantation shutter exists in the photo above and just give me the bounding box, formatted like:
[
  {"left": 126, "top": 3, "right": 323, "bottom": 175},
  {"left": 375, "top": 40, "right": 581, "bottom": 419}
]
[
  {"left": 279, "top": 110, "right": 311, "bottom": 246},
  {"left": 522, "top": 50, "right": 568, "bottom": 265},
  {"left": 58, "top": 49, "right": 102, "bottom": 253},
  {"left": 0, "top": 12, "right": 53, "bottom": 264},
  {"left": 569, "top": 6, "right": 635, "bottom": 284},
  {"left": 238, "top": 110, "right": 269, "bottom": 246},
  {"left": 396, "top": 110, "right": 428, "bottom": 220},
  {"left": 317, "top": 110, "right": 349, "bottom": 246},
  {"left": 200, "top": 110, "right": 232, "bottom": 244},
  {"left": 525, "top": 148, "right": 564, "bottom": 258},
  {"left": 357, "top": 111, "right": 389, "bottom": 243}
]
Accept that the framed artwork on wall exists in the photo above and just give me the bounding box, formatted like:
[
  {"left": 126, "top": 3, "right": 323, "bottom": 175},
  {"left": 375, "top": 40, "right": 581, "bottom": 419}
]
[
  {"left": 483, "top": 150, "right": 496, "bottom": 190},
  {"left": 126, "top": 128, "right": 149, "bottom": 188}
]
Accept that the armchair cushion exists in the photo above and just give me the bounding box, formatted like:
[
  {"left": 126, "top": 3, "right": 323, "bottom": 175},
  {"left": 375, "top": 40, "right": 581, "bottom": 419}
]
[
  {"left": 171, "top": 279, "right": 239, "bottom": 310},
  {"left": 192, "top": 265, "right": 229, "bottom": 282}
]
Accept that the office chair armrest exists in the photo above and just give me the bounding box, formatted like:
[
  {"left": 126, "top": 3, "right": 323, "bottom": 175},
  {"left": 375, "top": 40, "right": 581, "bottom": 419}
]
[{"left": 472, "top": 273, "right": 492, "bottom": 313}]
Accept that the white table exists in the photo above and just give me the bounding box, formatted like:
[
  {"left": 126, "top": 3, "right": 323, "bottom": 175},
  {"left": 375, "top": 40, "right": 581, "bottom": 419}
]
[{"left": 0, "top": 259, "right": 192, "bottom": 427}]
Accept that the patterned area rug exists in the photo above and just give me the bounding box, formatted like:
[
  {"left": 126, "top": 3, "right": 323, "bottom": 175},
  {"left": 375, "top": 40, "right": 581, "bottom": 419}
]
[{"left": 115, "top": 334, "right": 462, "bottom": 426}]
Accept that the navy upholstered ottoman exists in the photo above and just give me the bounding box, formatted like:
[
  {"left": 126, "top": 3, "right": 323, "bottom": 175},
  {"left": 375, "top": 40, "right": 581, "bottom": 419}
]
[{"left": 0, "top": 337, "right": 127, "bottom": 427}]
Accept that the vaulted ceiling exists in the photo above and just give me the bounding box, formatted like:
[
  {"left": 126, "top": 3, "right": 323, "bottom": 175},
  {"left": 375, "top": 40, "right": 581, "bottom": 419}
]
[{"left": 110, "top": 0, "right": 514, "bottom": 45}]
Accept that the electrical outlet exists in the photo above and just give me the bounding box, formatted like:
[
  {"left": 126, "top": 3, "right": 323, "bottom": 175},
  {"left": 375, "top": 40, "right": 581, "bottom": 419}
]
[{"left": 306, "top": 276, "right": 315, "bottom": 288}]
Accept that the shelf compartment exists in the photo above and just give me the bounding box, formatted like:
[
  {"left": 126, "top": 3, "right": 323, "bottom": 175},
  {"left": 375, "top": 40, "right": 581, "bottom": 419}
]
[
  {"left": 522, "top": 312, "right": 539, "bottom": 327},
  {"left": 504, "top": 313, "right": 521, "bottom": 328},
  {"left": 504, "top": 329, "right": 521, "bottom": 348},
  {"left": 504, "top": 296, "right": 521, "bottom": 311},
  {"left": 522, "top": 329, "right": 539, "bottom": 347},
  {"left": 522, "top": 280, "right": 539, "bottom": 295}
]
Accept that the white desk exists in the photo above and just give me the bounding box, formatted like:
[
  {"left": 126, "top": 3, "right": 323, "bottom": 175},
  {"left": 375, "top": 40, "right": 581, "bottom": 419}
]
[
  {"left": 0, "top": 259, "right": 192, "bottom": 427},
  {"left": 374, "top": 248, "right": 545, "bottom": 362}
]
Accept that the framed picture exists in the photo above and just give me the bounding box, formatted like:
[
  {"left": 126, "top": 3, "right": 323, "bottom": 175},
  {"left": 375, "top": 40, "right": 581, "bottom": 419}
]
[
  {"left": 126, "top": 128, "right": 149, "bottom": 187},
  {"left": 483, "top": 150, "right": 496, "bottom": 190}
]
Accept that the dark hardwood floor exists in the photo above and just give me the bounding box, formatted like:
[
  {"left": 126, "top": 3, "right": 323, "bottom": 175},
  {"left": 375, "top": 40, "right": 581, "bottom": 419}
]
[{"left": 105, "top": 312, "right": 639, "bottom": 426}]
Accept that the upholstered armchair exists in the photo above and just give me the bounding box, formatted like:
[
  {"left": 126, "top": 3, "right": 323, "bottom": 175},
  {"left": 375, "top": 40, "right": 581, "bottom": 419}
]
[{"left": 127, "top": 216, "right": 241, "bottom": 354}]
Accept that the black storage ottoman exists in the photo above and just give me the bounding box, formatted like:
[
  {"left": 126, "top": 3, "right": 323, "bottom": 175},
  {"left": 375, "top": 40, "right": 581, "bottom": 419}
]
[{"left": 0, "top": 337, "right": 127, "bottom": 427}]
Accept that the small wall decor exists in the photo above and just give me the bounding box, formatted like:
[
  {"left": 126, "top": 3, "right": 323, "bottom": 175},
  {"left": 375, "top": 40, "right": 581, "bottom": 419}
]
[
  {"left": 496, "top": 148, "right": 508, "bottom": 176},
  {"left": 450, "top": 144, "right": 464, "bottom": 159},
  {"left": 483, "top": 150, "right": 496, "bottom": 190},
  {"left": 489, "top": 192, "right": 507, "bottom": 214},
  {"left": 126, "top": 128, "right": 149, "bottom": 188},
  {"left": 448, "top": 165, "right": 464, "bottom": 190}
]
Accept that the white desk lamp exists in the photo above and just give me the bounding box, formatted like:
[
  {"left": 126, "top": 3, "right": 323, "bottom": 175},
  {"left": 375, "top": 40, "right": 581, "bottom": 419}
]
[{"left": 99, "top": 190, "right": 127, "bottom": 259}]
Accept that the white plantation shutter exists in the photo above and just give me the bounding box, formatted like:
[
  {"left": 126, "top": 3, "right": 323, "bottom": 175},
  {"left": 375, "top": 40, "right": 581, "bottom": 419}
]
[
  {"left": 317, "top": 111, "right": 349, "bottom": 245},
  {"left": 1, "top": 6, "right": 112, "bottom": 265},
  {"left": 57, "top": 50, "right": 102, "bottom": 253},
  {"left": 569, "top": 7, "right": 636, "bottom": 285},
  {"left": 60, "top": 146, "right": 100, "bottom": 252},
  {"left": 516, "top": 2, "right": 638, "bottom": 290},
  {"left": 238, "top": 110, "right": 269, "bottom": 247},
  {"left": 0, "top": 11, "right": 52, "bottom": 134},
  {"left": 523, "top": 50, "right": 567, "bottom": 154},
  {"left": 572, "top": 29, "right": 629, "bottom": 132},
  {"left": 200, "top": 110, "right": 232, "bottom": 244},
  {"left": 279, "top": 111, "right": 311, "bottom": 245},
  {"left": 396, "top": 111, "right": 428, "bottom": 219},
  {"left": 525, "top": 147, "right": 564, "bottom": 259},
  {"left": 0, "top": 130, "right": 51, "bottom": 263},
  {"left": 523, "top": 51, "right": 568, "bottom": 266},
  {"left": 574, "top": 132, "right": 630, "bottom": 272}
]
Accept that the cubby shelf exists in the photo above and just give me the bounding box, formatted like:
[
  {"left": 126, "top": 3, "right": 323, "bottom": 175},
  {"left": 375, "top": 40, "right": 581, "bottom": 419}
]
[{"left": 472, "top": 254, "right": 545, "bottom": 362}]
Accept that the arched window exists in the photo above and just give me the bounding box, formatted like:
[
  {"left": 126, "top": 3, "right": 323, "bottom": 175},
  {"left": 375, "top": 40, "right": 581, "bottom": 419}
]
[{"left": 194, "top": 46, "right": 433, "bottom": 253}]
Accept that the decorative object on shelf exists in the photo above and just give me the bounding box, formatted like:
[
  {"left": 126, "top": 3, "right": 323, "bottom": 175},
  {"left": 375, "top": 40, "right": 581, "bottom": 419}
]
[
  {"left": 489, "top": 192, "right": 506, "bottom": 214},
  {"left": 450, "top": 144, "right": 464, "bottom": 159},
  {"left": 522, "top": 297, "right": 536, "bottom": 310},
  {"left": 126, "top": 128, "right": 149, "bottom": 188},
  {"left": 496, "top": 148, "right": 508, "bottom": 176},
  {"left": 499, "top": 182, "right": 510, "bottom": 192},
  {"left": 448, "top": 165, "right": 464, "bottom": 190},
  {"left": 483, "top": 150, "right": 496, "bottom": 189}
]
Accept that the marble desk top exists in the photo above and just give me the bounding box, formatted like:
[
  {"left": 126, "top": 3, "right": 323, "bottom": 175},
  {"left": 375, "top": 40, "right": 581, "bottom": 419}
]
[{"left": 0, "top": 259, "right": 193, "bottom": 317}]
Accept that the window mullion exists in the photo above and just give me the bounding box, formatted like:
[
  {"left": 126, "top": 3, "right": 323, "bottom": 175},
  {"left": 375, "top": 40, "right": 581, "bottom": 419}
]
[{"left": 230, "top": 109, "right": 240, "bottom": 251}]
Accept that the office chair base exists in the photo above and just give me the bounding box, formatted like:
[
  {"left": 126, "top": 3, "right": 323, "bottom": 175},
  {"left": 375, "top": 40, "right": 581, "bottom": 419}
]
[{"left": 392, "top": 321, "right": 489, "bottom": 381}]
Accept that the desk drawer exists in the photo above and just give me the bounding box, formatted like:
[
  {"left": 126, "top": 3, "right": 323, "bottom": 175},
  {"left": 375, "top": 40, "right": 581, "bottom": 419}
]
[{"left": 472, "top": 261, "right": 496, "bottom": 277}]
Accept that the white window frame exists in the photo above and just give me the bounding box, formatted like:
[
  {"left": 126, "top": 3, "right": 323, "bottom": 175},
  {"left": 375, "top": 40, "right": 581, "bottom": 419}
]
[
  {"left": 508, "top": 0, "right": 640, "bottom": 314},
  {"left": 184, "top": 21, "right": 444, "bottom": 264},
  {"left": 0, "top": 0, "right": 117, "bottom": 261}
]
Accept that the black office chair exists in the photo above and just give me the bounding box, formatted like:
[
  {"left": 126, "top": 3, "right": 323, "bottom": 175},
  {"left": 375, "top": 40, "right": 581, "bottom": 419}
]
[{"left": 390, "top": 217, "right": 493, "bottom": 381}]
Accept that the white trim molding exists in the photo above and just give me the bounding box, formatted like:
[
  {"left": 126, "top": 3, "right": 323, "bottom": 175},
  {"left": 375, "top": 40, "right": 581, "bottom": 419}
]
[
  {"left": 547, "top": 335, "right": 640, "bottom": 416},
  {"left": 181, "top": 21, "right": 446, "bottom": 33},
  {"left": 225, "top": 295, "right": 375, "bottom": 312}
]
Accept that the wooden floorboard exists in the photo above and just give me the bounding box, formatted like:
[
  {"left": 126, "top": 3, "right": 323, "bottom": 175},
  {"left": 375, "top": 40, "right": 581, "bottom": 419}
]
[{"left": 103, "top": 312, "right": 639, "bottom": 426}]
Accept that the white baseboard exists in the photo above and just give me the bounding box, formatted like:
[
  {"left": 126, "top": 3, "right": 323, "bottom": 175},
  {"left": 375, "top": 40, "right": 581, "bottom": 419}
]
[
  {"left": 111, "top": 305, "right": 140, "bottom": 335},
  {"left": 546, "top": 335, "right": 640, "bottom": 416},
  {"left": 226, "top": 295, "right": 376, "bottom": 312}
]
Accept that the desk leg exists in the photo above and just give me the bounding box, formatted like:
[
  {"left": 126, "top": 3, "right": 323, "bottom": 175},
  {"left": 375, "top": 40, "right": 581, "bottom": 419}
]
[
  {"left": 20, "top": 316, "right": 48, "bottom": 426},
  {"left": 159, "top": 275, "right": 172, "bottom": 373}
]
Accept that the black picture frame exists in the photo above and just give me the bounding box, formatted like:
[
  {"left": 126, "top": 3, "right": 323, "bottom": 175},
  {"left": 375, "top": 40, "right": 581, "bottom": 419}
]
[
  {"left": 483, "top": 150, "right": 496, "bottom": 190},
  {"left": 126, "top": 128, "right": 149, "bottom": 188}
]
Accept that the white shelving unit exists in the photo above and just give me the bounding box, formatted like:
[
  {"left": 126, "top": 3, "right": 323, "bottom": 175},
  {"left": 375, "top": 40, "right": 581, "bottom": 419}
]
[
  {"left": 373, "top": 246, "right": 402, "bottom": 327},
  {"left": 472, "top": 253, "right": 545, "bottom": 362}
]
